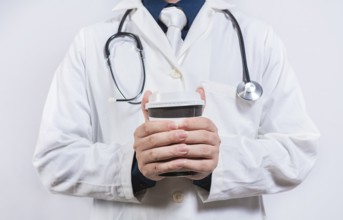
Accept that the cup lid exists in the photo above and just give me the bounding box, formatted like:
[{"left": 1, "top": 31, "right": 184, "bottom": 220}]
[{"left": 145, "top": 91, "right": 205, "bottom": 109}]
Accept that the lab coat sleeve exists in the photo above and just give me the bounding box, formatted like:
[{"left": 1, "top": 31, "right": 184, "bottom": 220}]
[
  {"left": 198, "top": 28, "right": 320, "bottom": 202},
  {"left": 32, "top": 29, "right": 138, "bottom": 203}
]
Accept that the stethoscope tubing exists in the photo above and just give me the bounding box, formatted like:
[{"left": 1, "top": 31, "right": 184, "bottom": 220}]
[
  {"left": 222, "top": 9, "right": 251, "bottom": 83},
  {"left": 105, "top": 9, "right": 146, "bottom": 105},
  {"left": 105, "top": 8, "right": 263, "bottom": 104}
]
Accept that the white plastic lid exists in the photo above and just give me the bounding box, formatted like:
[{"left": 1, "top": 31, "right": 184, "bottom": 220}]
[{"left": 146, "top": 91, "right": 205, "bottom": 109}]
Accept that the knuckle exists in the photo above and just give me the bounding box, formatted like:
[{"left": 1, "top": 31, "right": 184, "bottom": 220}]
[
  {"left": 137, "top": 161, "right": 147, "bottom": 174},
  {"left": 135, "top": 152, "right": 142, "bottom": 161},
  {"left": 154, "top": 164, "right": 162, "bottom": 174},
  {"left": 146, "top": 135, "right": 157, "bottom": 147},
  {"left": 208, "top": 146, "right": 215, "bottom": 157},
  {"left": 169, "top": 130, "right": 179, "bottom": 142},
  {"left": 142, "top": 123, "right": 151, "bottom": 135},
  {"left": 203, "top": 117, "right": 210, "bottom": 123},
  {"left": 210, "top": 132, "right": 219, "bottom": 145},
  {"left": 201, "top": 131, "right": 216, "bottom": 145},
  {"left": 202, "top": 131, "right": 212, "bottom": 142},
  {"left": 161, "top": 160, "right": 180, "bottom": 172},
  {"left": 141, "top": 168, "right": 150, "bottom": 178},
  {"left": 199, "top": 145, "right": 211, "bottom": 158},
  {"left": 205, "top": 131, "right": 220, "bottom": 145},
  {"left": 133, "top": 140, "right": 141, "bottom": 150},
  {"left": 181, "top": 118, "right": 190, "bottom": 129},
  {"left": 141, "top": 164, "right": 156, "bottom": 178},
  {"left": 204, "top": 117, "right": 217, "bottom": 132},
  {"left": 214, "top": 146, "right": 220, "bottom": 156},
  {"left": 208, "top": 122, "right": 215, "bottom": 132},
  {"left": 173, "top": 146, "right": 179, "bottom": 156},
  {"left": 174, "top": 144, "right": 186, "bottom": 156},
  {"left": 148, "top": 149, "right": 159, "bottom": 162},
  {"left": 169, "top": 161, "right": 181, "bottom": 171}
]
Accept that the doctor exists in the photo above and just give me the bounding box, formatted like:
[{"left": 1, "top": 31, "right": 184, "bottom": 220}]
[{"left": 33, "top": 0, "right": 319, "bottom": 219}]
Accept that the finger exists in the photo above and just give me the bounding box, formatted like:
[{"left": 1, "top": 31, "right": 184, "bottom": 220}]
[
  {"left": 138, "top": 144, "right": 189, "bottom": 164},
  {"left": 185, "top": 172, "right": 212, "bottom": 181},
  {"left": 178, "top": 144, "right": 219, "bottom": 159},
  {"left": 135, "top": 129, "right": 188, "bottom": 151},
  {"left": 141, "top": 158, "right": 188, "bottom": 177},
  {"left": 184, "top": 130, "right": 221, "bottom": 146},
  {"left": 134, "top": 120, "right": 178, "bottom": 138},
  {"left": 178, "top": 117, "right": 218, "bottom": 132},
  {"left": 141, "top": 90, "right": 152, "bottom": 121},
  {"left": 196, "top": 87, "right": 206, "bottom": 112},
  {"left": 196, "top": 87, "right": 206, "bottom": 103},
  {"left": 179, "top": 158, "right": 217, "bottom": 174}
]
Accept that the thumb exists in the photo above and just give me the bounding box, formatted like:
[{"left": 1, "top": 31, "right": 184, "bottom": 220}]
[
  {"left": 196, "top": 87, "right": 206, "bottom": 103},
  {"left": 141, "top": 90, "right": 152, "bottom": 121},
  {"left": 196, "top": 87, "right": 206, "bottom": 112}
]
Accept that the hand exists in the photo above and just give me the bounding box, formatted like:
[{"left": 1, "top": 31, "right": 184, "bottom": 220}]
[
  {"left": 133, "top": 89, "right": 220, "bottom": 181},
  {"left": 176, "top": 116, "right": 220, "bottom": 180},
  {"left": 174, "top": 87, "right": 220, "bottom": 180},
  {"left": 133, "top": 91, "right": 191, "bottom": 181}
]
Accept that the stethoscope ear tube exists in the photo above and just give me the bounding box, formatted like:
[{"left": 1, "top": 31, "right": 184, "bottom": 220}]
[
  {"left": 222, "top": 9, "right": 263, "bottom": 101},
  {"left": 104, "top": 9, "right": 146, "bottom": 105},
  {"left": 104, "top": 8, "right": 263, "bottom": 105}
]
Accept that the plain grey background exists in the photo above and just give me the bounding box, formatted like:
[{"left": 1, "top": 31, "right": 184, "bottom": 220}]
[{"left": 0, "top": 0, "right": 342, "bottom": 219}]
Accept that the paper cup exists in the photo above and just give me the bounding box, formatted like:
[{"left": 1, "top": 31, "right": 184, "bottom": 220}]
[{"left": 146, "top": 91, "right": 204, "bottom": 121}]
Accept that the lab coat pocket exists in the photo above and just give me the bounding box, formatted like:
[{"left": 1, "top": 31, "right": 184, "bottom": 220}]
[
  {"left": 106, "top": 100, "right": 143, "bottom": 145},
  {"left": 201, "top": 81, "right": 262, "bottom": 137}
]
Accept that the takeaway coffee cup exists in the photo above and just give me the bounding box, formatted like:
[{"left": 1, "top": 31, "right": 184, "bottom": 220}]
[
  {"left": 146, "top": 91, "right": 205, "bottom": 121},
  {"left": 145, "top": 91, "right": 205, "bottom": 177}
]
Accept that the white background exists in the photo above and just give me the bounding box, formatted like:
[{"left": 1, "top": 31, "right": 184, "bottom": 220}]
[{"left": 0, "top": 0, "right": 342, "bottom": 219}]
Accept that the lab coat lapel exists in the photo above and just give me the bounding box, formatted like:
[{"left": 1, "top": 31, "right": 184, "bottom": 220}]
[
  {"left": 131, "top": 9, "right": 178, "bottom": 64},
  {"left": 178, "top": 5, "right": 211, "bottom": 57},
  {"left": 112, "top": 0, "right": 177, "bottom": 65},
  {"left": 178, "top": 0, "right": 235, "bottom": 57},
  {"left": 111, "top": 0, "right": 140, "bottom": 11},
  {"left": 206, "top": 0, "right": 236, "bottom": 10},
  {"left": 111, "top": 0, "right": 235, "bottom": 66}
]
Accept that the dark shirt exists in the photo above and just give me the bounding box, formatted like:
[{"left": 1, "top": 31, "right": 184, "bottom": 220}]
[{"left": 132, "top": 0, "right": 211, "bottom": 195}]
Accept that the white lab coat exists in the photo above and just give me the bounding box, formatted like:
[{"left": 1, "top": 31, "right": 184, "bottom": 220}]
[{"left": 33, "top": 0, "right": 320, "bottom": 219}]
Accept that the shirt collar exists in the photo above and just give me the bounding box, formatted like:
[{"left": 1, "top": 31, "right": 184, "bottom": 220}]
[{"left": 142, "top": 0, "right": 205, "bottom": 28}]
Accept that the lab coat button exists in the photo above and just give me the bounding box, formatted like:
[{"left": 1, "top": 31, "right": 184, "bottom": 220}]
[
  {"left": 170, "top": 69, "right": 182, "bottom": 79},
  {"left": 172, "top": 191, "right": 184, "bottom": 203}
]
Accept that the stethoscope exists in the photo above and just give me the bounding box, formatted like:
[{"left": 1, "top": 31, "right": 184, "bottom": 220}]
[{"left": 105, "top": 8, "right": 263, "bottom": 104}]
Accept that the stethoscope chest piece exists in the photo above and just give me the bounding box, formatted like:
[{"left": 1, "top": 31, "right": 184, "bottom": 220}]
[{"left": 236, "top": 81, "right": 263, "bottom": 101}]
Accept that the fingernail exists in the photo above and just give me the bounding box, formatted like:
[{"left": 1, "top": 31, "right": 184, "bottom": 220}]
[
  {"left": 168, "top": 122, "right": 178, "bottom": 130},
  {"left": 178, "top": 119, "right": 188, "bottom": 129},
  {"left": 177, "top": 131, "right": 188, "bottom": 140},
  {"left": 178, "top": 144, "right": 188, "bottom": 153},
  {"left": 177, "top": 159, "right": 187, "bottom": 168}
]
